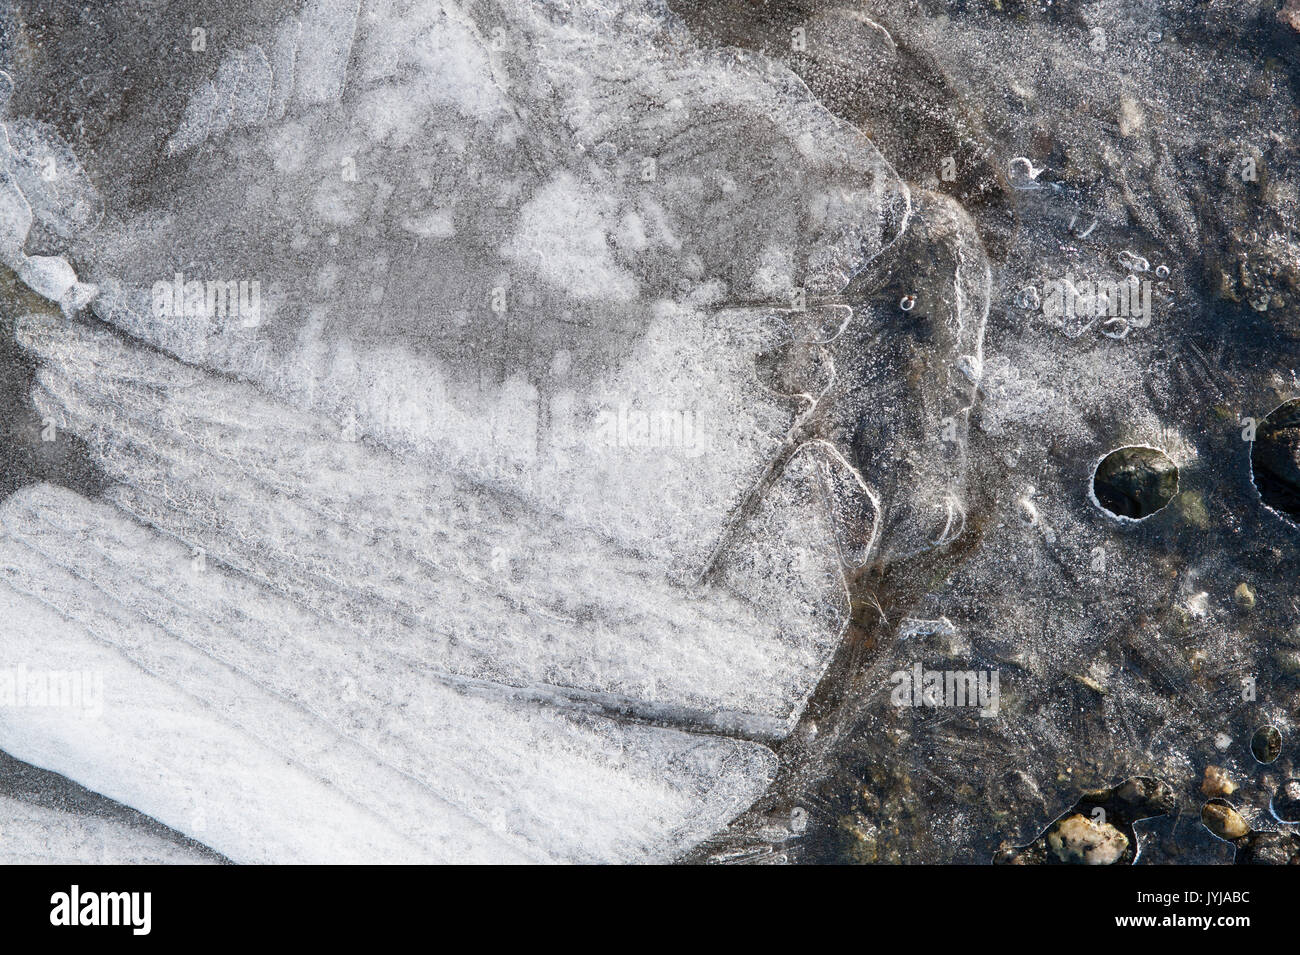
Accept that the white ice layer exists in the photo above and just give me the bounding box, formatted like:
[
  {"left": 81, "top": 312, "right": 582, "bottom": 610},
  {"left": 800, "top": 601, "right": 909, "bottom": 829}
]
[
  {"left": 0, "top": 0, "right": 919, "bottom": 861},
  {"left": 0, "top": 795, "right": 214, "bottom": 865},
  {"left": 20, "top": 314, "right": 849, "bottom": 737},
  {"left": 0, "top": 482, "right": 776, "bottom": 863}
]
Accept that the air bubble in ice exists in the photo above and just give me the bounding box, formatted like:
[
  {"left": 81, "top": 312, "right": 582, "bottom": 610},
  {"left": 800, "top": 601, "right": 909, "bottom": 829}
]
[
  {"left": 1271, "top": 780, "right": 1300, "bottom": 823},
  {"left": 1252, "top": 725, "right": 1282, "bottom": 764},
  {"left": 1101, "top": 317, "right": 1129, "bottom": 339},
  {"left": 1250, "top": 398, "right": 1300, "bottom": 523},
  {"left": 1007, "top": 157, "right": 1044, "bottom": 190},
  {"left": 1117, "top": 250, "right": 1150, "bottom": 273},
  {"left": 1092, "top": 446, "right": 1178, "bottom": 520},
  {"left": 1015, "top": 286, "right": 1041, "bottom": 310}
]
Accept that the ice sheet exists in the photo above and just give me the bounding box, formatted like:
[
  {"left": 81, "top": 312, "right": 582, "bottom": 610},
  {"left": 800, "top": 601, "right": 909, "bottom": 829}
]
[{"left": 0, "top": 483, "right": 776, "bottom": 863}]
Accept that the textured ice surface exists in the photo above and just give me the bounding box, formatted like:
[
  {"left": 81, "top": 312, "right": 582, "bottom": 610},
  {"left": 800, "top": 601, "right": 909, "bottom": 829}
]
[
  {"left": 18, "top": 312, "right": 850, "bottom": 737},
  {"left": 0, "top": 795, "right": 214, "bottom": 865},
  {"left": 0, "top": 0, "right": 966, "bottom": 863},
  {"left": 0, "top": 481, "right": 778, "bottom": 863},
  {"left": 670, "top": 0, "right": 1300, "bottom": 865},
  {"left": 0, "top": 124, "right": 97, "bottom": 313},
  {"left": 9, "top": 0, "right": 1293, "bottom": 867}
]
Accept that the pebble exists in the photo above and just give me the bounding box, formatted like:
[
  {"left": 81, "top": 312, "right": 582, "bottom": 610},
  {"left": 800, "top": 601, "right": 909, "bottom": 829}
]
[
  {"left": 1046, "top": 813, "right": 1129, "bottom": 864},
  {"left": 1200, "top": 766, "right": 1236, "bottom": 798},
  {"left": 1202, "top": 801, "right": 1250, "bottom": 841}
]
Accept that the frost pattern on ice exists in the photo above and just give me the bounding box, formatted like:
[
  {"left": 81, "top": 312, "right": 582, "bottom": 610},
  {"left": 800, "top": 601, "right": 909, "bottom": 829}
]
[
  {"left": 0, "top": 796, "right": 215, "bottom": 865},
  {"left": 0, "top": 0, "right": 975, "bottom": 863},
  {"left": 0, "top": 120, "right": 97, "bottom": 312},
  {"left": 0, "top": 482, "right": 776, "bottom": 863},
  {"left": 19, "top": 314, "right": 853, "bottom": 738}
]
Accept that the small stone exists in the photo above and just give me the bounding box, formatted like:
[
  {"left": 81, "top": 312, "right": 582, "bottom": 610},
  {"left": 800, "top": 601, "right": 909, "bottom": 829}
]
[
  {"left": 1233, "top": 582, "right": 1256, "bottom": 610},
  {"left": 1200, "top": 766, "right": 1236, "bottom": 798},
  {"left": 1282, "top": 0, "right": 1300, "bottom": 33},
  {"left": 1202, "top": 801, "right": 1250, "bottom": 841},
  {"left": 1112, "top": 776, "right": 1175, "bottom": 815},
  {"left": 838, "top": 813, "right": 879, "bottom": 864},
  {"left": 993, "top": 843, "right": 1030, "bottom": 865},
  {"left": 1046, "top": 813, "right": 1129, "bottom": 865},
  {"left": 1071, "top": 672, "right": 1106, "bottom": 694}
]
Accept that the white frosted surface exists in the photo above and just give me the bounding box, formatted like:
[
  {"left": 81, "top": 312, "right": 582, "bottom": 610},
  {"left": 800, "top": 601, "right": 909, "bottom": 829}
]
[{"left": 0, "top": 483, "right": 776, "bottom": 863}]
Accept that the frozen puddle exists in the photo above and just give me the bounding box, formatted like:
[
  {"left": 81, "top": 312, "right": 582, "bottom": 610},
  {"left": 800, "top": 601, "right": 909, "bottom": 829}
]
[{"left": 0, "top": 0, "right": 951, "bottom": 862}]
